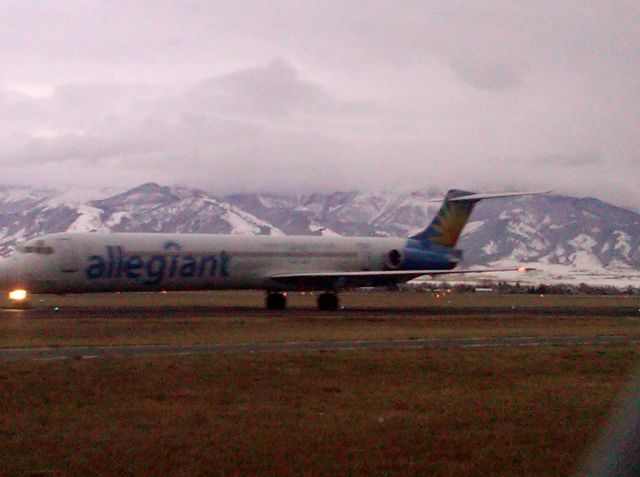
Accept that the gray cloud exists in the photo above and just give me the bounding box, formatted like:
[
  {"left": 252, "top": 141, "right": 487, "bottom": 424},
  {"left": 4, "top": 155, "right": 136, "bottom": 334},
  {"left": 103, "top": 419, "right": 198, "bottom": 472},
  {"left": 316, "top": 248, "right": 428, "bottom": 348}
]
[
  {"left": 0, "top": 1, "right": 638, "bottom": 211},
  {"left": 534, "top": 151, "right": 604, "bottom": 168}
]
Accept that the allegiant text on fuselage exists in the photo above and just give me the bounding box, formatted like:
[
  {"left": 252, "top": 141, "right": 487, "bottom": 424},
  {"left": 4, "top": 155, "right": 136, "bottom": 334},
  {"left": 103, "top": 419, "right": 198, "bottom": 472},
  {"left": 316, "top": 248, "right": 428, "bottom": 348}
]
[{"left": 85, "top": 242, "right": 230, "bottom": 284}]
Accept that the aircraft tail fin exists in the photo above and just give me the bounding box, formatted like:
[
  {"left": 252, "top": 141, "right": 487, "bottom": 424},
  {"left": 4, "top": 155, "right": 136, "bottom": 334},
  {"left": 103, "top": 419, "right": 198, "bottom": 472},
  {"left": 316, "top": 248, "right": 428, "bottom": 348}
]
[{"left": 410, "top": 189, "right": 549, "bottom": 247}]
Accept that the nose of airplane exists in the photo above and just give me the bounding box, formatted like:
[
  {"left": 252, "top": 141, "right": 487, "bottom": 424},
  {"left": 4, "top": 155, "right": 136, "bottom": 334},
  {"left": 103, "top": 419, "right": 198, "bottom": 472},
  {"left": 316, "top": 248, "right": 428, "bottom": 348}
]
[{"left": 0, "top": 255, "right": 26, "bottom": 291}]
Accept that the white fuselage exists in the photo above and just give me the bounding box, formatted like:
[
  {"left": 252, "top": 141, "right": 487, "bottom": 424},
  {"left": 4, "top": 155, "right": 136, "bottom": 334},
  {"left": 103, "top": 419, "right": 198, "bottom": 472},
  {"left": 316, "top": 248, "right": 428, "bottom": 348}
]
[{"left": 2, "top": 232, "right": 408, "bottom": 294}]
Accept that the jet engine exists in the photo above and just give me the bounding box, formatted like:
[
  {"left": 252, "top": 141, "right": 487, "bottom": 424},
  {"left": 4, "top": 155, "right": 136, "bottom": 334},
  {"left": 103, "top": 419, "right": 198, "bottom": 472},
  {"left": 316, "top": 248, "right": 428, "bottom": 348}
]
[{"left": 385, "top": 249, "right": 404, "bottom": 269}]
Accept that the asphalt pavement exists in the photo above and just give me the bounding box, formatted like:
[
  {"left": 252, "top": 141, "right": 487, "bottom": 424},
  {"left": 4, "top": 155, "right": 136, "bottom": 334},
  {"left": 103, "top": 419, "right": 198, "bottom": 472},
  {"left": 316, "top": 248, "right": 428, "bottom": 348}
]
[{"left": 2, "top": 334, "right": 640, "bottom": 361}]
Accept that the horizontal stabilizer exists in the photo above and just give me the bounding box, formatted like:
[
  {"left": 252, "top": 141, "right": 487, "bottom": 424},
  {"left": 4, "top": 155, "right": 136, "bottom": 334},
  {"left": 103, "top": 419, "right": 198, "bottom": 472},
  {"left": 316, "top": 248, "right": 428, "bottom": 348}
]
[{"left": 448, "top": 191, "right": 551, "bottom": 202}]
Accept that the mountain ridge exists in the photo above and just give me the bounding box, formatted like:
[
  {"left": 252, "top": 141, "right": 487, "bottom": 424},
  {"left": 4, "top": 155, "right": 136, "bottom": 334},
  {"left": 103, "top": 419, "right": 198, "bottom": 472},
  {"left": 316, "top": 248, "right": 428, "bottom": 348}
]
[{"left": 0, "top": 183, "right": 638, "bottom": 274}]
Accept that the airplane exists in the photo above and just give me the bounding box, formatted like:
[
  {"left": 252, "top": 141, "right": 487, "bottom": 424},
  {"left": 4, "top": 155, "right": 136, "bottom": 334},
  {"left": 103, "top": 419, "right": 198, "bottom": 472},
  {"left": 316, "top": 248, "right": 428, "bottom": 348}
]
[{"left": 0, "top": 189, "right": 543, "bottom": 310}]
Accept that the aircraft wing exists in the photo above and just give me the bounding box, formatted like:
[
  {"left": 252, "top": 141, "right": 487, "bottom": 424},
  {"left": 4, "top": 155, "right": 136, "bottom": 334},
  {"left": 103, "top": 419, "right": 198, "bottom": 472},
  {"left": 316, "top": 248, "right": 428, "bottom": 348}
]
[{"left": 269, "top": 267, "right": 534, "bottom": 290}]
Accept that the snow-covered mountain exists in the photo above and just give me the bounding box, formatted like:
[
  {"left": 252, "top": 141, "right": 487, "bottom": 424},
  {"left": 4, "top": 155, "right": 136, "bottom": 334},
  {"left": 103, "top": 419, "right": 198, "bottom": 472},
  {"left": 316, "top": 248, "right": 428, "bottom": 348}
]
[{"left": 0, "top": 183, "right": 638, "bottom": 276}]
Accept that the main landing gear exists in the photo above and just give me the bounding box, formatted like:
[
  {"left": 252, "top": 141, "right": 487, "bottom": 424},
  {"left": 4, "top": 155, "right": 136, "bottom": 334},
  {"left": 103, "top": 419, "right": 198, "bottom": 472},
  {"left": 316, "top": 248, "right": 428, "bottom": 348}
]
[
  {"left": 264, "top": 291, "right": 340, "bottom": 311},
  {"left": 266, "top": 292, "right": 287, "bottom": 310},
  {"left": 317, "top": 292, "right": 339, "bottom": 311}
]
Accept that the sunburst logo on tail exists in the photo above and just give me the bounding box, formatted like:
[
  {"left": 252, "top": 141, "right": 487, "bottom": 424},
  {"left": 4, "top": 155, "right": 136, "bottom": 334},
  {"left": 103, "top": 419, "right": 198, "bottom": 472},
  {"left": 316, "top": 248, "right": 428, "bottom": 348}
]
[
  {"left": 426, "top": 201, "right": 474, "bottom": 247},
  {"left": 410, "top": 189, "right": 478, "bottom": 247}
]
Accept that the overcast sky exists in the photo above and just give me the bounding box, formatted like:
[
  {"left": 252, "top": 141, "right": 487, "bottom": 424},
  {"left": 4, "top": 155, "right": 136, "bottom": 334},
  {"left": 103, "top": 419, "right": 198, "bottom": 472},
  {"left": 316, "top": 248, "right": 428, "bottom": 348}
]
[{"left": 1, "top": 1, "right": 638, "bottom": 208}]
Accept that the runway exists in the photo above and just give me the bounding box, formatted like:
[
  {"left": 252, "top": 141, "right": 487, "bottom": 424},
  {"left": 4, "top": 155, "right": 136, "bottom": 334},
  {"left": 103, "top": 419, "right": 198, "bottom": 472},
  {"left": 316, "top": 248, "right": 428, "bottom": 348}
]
[
  {"left": 3, "top": 334, "right": 640, "bottom": 361},
  {"left": 3, "top": 305, "right": 640, "bottom": 319}
]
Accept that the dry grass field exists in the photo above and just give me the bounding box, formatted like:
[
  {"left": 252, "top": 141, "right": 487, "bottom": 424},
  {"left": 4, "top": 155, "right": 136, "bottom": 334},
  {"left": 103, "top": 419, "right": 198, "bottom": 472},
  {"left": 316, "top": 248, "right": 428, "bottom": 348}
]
[
  {"left": 2, "top": 291, "right": 640, "bottom": 476},
  {"left": 1, "top": 346, "right": 639, "bottom": 476}
]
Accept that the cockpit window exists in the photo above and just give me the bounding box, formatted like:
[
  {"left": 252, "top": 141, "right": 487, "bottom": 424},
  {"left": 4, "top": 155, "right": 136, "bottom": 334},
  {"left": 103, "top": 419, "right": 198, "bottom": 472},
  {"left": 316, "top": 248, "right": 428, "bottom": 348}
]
[{"left": 19, "top": 241, "right": 54, "bottom": 255}]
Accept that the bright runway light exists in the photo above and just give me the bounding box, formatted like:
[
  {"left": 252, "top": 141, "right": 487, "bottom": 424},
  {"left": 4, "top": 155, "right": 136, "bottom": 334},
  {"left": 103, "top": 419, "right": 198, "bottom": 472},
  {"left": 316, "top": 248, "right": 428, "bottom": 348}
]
[
  {"left": 9, "top": 289, "right": 27, "bottom": 301},
  {"left": 518, "top": 266, "right": 527, "bottom": 272}
]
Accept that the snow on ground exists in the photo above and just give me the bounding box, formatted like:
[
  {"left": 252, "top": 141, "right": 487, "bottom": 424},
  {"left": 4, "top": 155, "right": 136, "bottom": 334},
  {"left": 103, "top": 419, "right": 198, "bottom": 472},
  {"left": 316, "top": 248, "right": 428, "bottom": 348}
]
[
  {"left": 568, "top": 234, "right": 597, "bottom": 252},
  {"left": 221, "top": 208, "right": 284, "bottom": 236},
  {"left": 222, "top": 210, "right": 261, "bottom": 235},
  {"left": 482, "top": 240, "right": 498, "bottom": 255},
  {"left": 105, "top": 211, "right": 131, "bottom": 228},
  {"left": 507, "top": 221, "right": 538, "bottom": 240},
  {"left": 440, "top": 260, "right": 640, "bottom": 288},
  {"left": 258, "top": 196, "right": 279, "bottom": 208},
  {"left": 503, "top": 243, "right": 535, "bottom": 261},
  {"left": 0, "top": 187, "right": 52, "bottom": 203},
  {"left": 66, "top": 205, "right": 108, "bottom": 233},
  {"left": 461, "top": 221, "right": 485, "bottom": 235},
  {"left": 608, "top": 259, "right": 634, "bottom": 270},
  {"left": 569, "top": 250, "right": 603, "bottom": 271},
  {"left": 45, "top": 187, "right": 123, "bottom": 207},
  {"left": 554, "top": 245, "right": 567, "bottom": 260},
  {"left": 309, "top": 224, "right": 341, "bottom": 237},
  {"left": 529, "top": 238, "right": 547, "bottom": 251},
  {"left": 614, "top": 231, "right": 632, "bottom": 258},
  {"left": 321, "top": 228, "right": 341, "bottom": 237},
  {"left": 217, "top": 200, "right": 284, "bottom": 236}
]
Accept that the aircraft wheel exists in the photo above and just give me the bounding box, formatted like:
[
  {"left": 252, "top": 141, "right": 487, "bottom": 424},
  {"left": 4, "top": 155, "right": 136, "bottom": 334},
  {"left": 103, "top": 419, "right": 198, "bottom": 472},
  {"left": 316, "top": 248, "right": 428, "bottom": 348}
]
[
  {"left": 266, "top": 292, "right": 287, "bottom": 310},
  {"left": 317, "top": 292, "right": 339, "bottom": 311}
]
